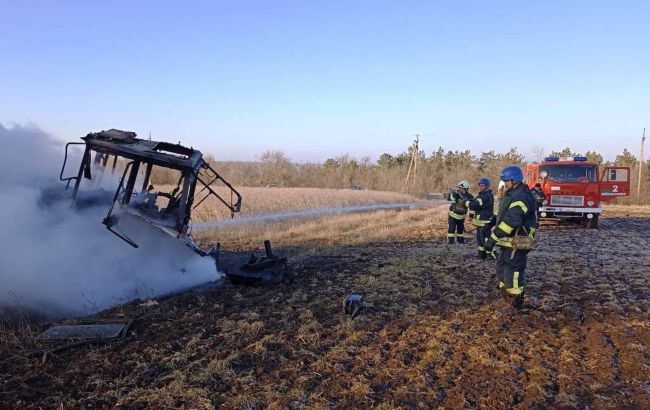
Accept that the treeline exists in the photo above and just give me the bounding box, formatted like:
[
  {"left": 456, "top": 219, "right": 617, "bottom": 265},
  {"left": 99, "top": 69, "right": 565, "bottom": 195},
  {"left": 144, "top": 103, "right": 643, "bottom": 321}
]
[
  {"left": 210, "top": 148, "right": 525, "bottom": 195},
  {"left": 150, "top": 146, "right": 649, "bottom": 204}
]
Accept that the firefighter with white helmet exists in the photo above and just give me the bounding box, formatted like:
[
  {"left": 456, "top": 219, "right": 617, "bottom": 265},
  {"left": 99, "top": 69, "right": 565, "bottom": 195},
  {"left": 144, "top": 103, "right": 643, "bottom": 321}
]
[
  {"left": 446, "top": 180, "right": 474, "bottom": 244},
  {"left": 465, "top": 177, "right": 494, "bottom": 259},
  {"left": 484, "top": 166, "right": 538, "bottom": 310},
  {"left": 490, "top": 179, "right": 507, "bottom": 229},
  {"left": 531, "top": 183, "right": 546, "bottom": 213}
]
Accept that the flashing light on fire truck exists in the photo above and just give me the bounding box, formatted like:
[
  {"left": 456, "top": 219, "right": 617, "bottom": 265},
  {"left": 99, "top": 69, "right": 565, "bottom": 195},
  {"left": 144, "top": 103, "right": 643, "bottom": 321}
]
[{"left": 544, "top": 156, "right": 589, "bottom": 162}]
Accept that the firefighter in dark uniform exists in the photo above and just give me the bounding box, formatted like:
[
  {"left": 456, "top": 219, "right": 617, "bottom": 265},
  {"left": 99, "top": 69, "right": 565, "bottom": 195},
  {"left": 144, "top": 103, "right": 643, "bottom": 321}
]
[
  {"left": 465, "top": 178, "right": 494, "bottom": 259},
  {"left": 447, "top": 180, "right": 473, "bottom": 244},
  {"left": 532, "top": 183, "right": 545, "bottom": 213},
  {"left": 484, "top": 166, "right": 538, "bottom": 309}
]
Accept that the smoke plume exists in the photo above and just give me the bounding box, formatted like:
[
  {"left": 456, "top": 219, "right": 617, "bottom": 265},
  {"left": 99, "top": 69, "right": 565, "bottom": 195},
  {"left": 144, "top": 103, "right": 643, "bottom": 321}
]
[{"left": 0, "top": 124, "right": 219, "bottom": 317}]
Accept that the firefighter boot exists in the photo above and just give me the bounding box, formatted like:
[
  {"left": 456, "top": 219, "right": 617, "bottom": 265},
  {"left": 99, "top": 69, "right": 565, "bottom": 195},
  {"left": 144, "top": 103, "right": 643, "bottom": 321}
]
[
  {"left": 502, "top": 292, "right": 524, "bottom": 311},
  {"left": 457, "top": 235, "right": 465, "bottom": 244},
  {"left": 501, "top": 293, "right": 514, "bottom": 308},
  {"left": 491, "top": 285, "right": 507, "bottom": 308},
  {"left": 447, "top": 235, "right": 455, "bottom": 244},
  {"left": 478, "top": 249, "right": 487, "bottom": 259},
  {"left": 512, "top": 291, "right": 525, "bottom": 310}
]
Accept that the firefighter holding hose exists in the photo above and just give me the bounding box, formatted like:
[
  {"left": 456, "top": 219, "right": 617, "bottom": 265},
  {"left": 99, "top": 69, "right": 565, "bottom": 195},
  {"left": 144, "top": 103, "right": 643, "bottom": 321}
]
[
  {"left": 465, "top": 178, "right": 494, "bottom": 259},
  {"left": 446, "top": 180, "right": 474, "bottom": 244},
  {"left": 484, "top": 166, "right": 537, "bottom": 310},
  {"left": 532, "top": 183, "right": 546, "bottom": 213}
]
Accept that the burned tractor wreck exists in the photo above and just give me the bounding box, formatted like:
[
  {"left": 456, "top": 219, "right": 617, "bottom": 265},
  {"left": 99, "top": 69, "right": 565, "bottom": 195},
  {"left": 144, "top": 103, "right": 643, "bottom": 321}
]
[{"left": 57, "top": 129, "right": 285, "bottom": 285}]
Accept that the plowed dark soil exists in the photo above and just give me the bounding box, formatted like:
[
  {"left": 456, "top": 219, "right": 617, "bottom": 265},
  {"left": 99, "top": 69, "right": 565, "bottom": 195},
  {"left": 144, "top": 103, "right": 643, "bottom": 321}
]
[{"left": 1, "top": 216, "right": 649, "bottom": 409}]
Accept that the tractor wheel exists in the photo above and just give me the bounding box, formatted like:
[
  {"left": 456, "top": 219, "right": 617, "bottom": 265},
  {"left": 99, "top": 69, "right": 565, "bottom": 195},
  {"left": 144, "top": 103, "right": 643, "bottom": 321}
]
[{"left": 584, "top": 215, "right": 599, "bottom": 229}]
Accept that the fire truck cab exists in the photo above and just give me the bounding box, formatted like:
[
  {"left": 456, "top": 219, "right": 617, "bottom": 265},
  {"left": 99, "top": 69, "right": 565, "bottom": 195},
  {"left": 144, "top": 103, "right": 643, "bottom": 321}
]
[{"left": 525, "top": 156, "right": 630, "bottom": 229}]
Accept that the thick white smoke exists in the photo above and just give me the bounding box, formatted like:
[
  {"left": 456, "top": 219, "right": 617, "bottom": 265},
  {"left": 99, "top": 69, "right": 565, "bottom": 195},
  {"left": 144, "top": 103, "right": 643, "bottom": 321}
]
[{"left": 0, "top": 124, "right": 220, "bottom": 317}]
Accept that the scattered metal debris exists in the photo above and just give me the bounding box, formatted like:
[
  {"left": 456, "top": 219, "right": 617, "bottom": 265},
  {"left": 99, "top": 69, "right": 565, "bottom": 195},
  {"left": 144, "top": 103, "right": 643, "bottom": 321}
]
[
  {"left": 344, "top": 294, "right": 363, "bottom": 318},
  {"left": 38, "top": 323, "right": 128, "bottom": 340},
  {"left": 35, "top": 318, "right": 133, "bottom": 363},
  {"left": 222, "top": 240, "right": 287, "bottom": 286}
]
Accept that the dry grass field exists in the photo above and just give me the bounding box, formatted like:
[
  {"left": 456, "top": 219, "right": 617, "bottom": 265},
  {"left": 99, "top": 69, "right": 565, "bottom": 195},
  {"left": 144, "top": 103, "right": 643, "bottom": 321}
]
[
  {"left": 1, "top": 189, "right": 649, "bottom": 409},
  {"left": 604, "top": 203, "right": 650, "bottom": 217},
  {"left": 187, "top": 186, "right": 419, "bottom": 221},
  {"left": 193, "top": 206, "right": 447, "bottom": 250},
  {"left": 187, "top": 186, "right": 432, "bottom": 249}
]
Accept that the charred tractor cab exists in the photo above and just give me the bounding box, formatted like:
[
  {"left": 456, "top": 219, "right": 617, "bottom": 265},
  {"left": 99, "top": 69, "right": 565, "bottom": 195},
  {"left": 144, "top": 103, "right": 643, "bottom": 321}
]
[
  {"left": 60, "top": 129, "right": 241, "bottom": 252},
  {"left": 57, "top": 129, "right": 285, "bottom": 285},
  {"left": 526, "top": 156, "right": 630, "bottom": 229}
]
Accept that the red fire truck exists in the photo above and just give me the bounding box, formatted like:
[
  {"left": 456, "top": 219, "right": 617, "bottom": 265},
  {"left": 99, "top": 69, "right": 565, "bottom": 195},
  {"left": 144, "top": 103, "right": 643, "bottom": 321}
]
[{"left": 525, "top": 156, "right": 630, "bottom": 229}]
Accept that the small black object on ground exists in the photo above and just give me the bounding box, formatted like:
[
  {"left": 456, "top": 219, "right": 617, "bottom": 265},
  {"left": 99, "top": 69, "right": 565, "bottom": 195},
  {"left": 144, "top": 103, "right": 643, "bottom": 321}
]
[
  {"left": 344, "top": 294, "right": 364, "bottom": 318},
  {"left": 222, "top": 240, "right": 287, "bottom": 286}
]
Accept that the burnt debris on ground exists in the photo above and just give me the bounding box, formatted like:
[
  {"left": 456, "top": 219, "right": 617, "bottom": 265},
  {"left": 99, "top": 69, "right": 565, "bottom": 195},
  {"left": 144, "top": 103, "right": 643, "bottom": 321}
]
[{"left": 1, "top": 217, "right": 649, "bottom": 409}]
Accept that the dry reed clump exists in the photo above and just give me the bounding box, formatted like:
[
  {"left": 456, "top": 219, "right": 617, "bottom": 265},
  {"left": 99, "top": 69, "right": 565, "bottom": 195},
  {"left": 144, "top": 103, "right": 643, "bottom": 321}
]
[
  {"left": 0, "top": 308, "right": 43, "bottom": 366},
  {"left": 187, "top": 186, "right": 419, "bottom": 222}
]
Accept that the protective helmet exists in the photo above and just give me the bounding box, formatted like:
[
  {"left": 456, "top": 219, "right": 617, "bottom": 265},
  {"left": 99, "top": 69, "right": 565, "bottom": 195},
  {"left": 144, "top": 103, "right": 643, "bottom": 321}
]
[
  {"left": 458, "top": 180, "right": 470, "bottom": 189},
  {"left": 478, "top": 177, "right": 491, "bottom": 187},
  {"left": 499, "top": 165, "right": 523, "bottom": 183}
]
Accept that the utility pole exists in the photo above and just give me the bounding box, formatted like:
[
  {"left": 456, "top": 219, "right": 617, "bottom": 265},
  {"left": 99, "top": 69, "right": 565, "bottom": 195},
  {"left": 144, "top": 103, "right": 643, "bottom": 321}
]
[
  {"left": 404, "top": 134, "right": 419, "bottom": 190},
  {"left": 638, "top": 128, "right": 645, "bottom": 201}
]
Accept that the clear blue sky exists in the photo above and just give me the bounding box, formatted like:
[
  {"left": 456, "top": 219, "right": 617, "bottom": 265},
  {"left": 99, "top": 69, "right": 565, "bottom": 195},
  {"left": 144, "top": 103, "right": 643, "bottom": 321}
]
[{"left": 1, "top": 0, "right": 648, "bottom": 162}]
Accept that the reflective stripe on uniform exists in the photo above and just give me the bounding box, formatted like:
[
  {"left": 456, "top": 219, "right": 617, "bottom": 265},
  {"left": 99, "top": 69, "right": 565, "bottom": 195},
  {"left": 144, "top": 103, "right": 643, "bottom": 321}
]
[
  {"left": 449, "top": 211, "right": 466, "bottom": 220},
  {"left": 478, "top": 246, "right": 485, "bottom": 251},
  {"left": 477, "top": 198, "right": 483, "bottom": 206},
  {"left": 498, "top": 221, "right": 514, "bottom": 234},
  {"left": 472, "top": 218, "right": 489, "bottom": 226},
  {"left": 491, "top": 232, "right": 512, "bottom": 248},
  {"left": 498, "top": 281, "right": 506, "bottom": 289},
  {"left": 509, "top": 200, "right": 529, "bottom": 214},
  {"left": 447, "top": 233, "right": 456, "bottom": 238},
  {"left": 506, "top": 271, "right": 523, "bottom": 295}
]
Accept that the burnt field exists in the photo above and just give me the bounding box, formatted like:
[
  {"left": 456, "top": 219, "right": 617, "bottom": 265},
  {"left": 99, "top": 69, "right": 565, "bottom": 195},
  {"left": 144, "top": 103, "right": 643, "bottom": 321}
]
[{"left": 1, "top": 211, "right": 649, "bottom": 409}]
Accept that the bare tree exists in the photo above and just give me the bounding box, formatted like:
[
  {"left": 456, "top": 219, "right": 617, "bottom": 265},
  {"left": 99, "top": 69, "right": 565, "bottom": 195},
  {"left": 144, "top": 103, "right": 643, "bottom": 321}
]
[
  {"left": 258, "top": 150, "right": 293, "bottom": 186},
  {"left": 531, "top": 145, "right": 545, "bottom": 163}
]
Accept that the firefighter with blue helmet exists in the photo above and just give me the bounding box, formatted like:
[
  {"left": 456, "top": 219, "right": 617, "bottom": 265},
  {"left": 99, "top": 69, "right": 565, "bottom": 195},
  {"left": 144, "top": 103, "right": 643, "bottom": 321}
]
[
  {"left": 484, "top": 165, "right": 538, "bottom": 310},
  {"left": 465, "top": 177, "right": 494, "bottom": 259},
  {"left": 446, "top": 180, "right": 474, "bottom": 244}
]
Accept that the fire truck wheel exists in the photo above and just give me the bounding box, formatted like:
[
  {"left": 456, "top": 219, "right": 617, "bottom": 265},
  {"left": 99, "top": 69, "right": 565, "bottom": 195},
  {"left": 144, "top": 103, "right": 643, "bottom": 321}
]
[{"left": 584, "top": 215, "right": 599, "bottom": 229}]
